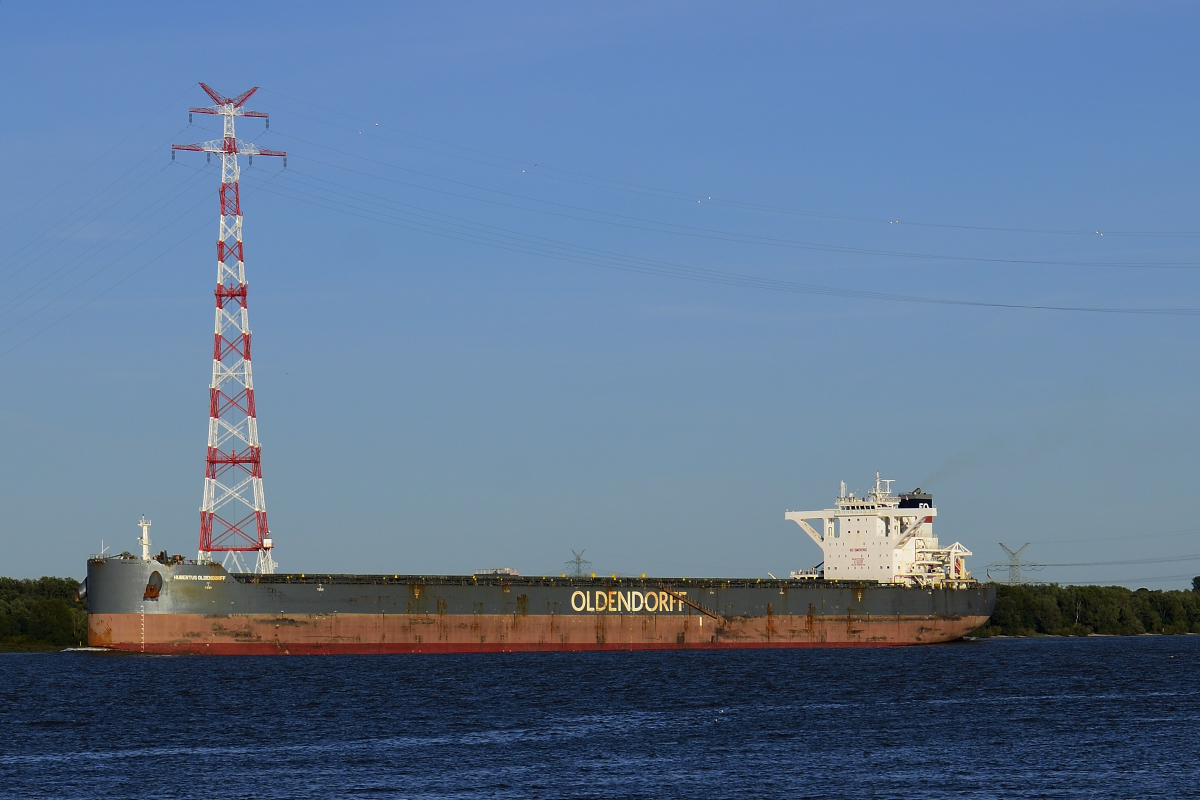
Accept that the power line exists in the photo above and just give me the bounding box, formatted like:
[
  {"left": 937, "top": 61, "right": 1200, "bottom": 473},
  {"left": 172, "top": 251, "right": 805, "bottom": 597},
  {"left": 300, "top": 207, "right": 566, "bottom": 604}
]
[
  {"left": 1030, "top": 528, "right": 1199, "bottom": 546},
  {"left": 0, "top": 84, "right": 196, "bottom": 239},
  {"left": 0, "top": 126, "right": 278, "bottom": 342},
  {"left": 270, "top": 132, "right": 1200, "bottom": 270},
  {"left": 259, "top": 88, "right": 1200, "bottom": 240},
  {"left": 0, "top": 163, "right": 202, "bottom": 322},
  {"left": 1036, "top": 553, "right": 1200, "bottom": 568},
  {"left": 248, "top": 168, "right": 1200, "bottom": 316},
  {"left": 0, "top": 170, "right": 211, "bottom": 341},
  {"left": 1064, "top": 572, "right": 1200, "bottom": 585},
  {"left": 0, "top": 168, "right": 285, "bottom": 361},
  {"left": 0, "top": 132, "right": 191, "bottom": 283}
]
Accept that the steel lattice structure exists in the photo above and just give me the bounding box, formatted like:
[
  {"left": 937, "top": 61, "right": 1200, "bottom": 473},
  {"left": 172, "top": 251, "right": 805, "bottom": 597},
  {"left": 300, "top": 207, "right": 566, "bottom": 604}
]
[
  {"left": 996, "top": 542, "right": 1033, "bottom": 585},
  {"left": 173, "top": 84, "right": 285, "bottom": 573},
  {"left": 565, "top": 550, "right": 592, "bottom": 578}
]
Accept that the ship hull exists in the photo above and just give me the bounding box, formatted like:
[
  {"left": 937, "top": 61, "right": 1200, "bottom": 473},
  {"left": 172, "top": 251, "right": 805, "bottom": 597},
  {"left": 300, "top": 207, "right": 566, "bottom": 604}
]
[{"left": 85, "top": 558, "right": 995, "bottom": 654}]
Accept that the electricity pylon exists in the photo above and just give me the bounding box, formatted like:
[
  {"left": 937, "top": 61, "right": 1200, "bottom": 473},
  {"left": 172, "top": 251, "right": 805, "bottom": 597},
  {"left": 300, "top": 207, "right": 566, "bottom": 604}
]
[{"left": 173, "top": 84, "right": 285, "bottom": 573}]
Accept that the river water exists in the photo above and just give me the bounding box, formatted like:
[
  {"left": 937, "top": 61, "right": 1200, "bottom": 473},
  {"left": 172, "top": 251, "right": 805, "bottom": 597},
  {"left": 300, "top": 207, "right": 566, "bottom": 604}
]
[{"left": 1, "top": 636, "right": 1197, "bottom": 799}]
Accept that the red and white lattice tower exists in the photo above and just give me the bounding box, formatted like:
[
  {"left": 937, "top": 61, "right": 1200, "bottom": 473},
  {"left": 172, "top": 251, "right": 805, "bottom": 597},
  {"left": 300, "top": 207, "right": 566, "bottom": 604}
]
[{"left": 173, "top": 84, "right": 285, "bottom": 573}]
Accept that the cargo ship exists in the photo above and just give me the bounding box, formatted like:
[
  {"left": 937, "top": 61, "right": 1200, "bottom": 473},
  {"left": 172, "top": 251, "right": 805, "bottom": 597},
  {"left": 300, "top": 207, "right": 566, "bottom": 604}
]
[
  {"left": 82, "top": 85, "right": 993, "bottom": 653},
  {"left": 84, "top": 476, "right": 995, "bottom": 653}
]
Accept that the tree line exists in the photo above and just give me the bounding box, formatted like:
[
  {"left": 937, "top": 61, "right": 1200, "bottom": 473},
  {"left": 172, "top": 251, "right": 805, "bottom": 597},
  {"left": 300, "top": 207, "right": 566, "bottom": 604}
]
[
  {"left": 0, "top": 577, "right": 88, "bottom": 649},
  {"left": 976, "top": 578, "right": 1200, "bottom": 637}
]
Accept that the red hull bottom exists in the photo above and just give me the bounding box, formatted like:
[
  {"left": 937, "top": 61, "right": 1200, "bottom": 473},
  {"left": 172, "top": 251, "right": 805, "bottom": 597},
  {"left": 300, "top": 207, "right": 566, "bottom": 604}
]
[{"left": 89, "top": 612, "right": 989, "bottom": 654}]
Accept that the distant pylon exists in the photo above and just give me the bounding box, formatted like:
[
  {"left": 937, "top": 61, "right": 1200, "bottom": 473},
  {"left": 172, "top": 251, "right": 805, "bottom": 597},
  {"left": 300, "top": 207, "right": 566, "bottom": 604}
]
[
  {"left": 997, "top": 542, "right": 1032, "bottom": 585},
  {"left": 565, "top": 550, "right": 592, "bottom": 577},
  {"left": 173, "top": 84, "right": 285, "bottom": 574}
]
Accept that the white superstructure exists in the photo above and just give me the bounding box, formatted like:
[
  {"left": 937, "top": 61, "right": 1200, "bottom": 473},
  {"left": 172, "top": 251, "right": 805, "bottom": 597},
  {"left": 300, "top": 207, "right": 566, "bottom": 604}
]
[{"left": 785, "top": 473, "right": 973, "bottom": 587}]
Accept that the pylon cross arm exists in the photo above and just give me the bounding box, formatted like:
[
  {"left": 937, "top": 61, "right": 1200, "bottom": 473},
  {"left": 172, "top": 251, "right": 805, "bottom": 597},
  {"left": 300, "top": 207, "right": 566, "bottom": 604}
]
[
  {"left": 190, "top": 106, "right": 269, "bottom": 119},
  {"left": 172, "top": 140, "right": 285, "bottom": 158},
  {"left": 199, "top": 83, "right": 259, "bottom": 108}
]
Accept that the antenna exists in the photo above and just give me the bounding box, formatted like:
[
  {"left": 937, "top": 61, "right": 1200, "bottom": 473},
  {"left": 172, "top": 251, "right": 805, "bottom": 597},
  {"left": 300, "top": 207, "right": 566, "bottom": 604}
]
[
  {"left": 565, "top": 550, "right": 592, "bottom": 578},
  {"left": 173, "top": 84, "right": 285, "bottom": 574}
]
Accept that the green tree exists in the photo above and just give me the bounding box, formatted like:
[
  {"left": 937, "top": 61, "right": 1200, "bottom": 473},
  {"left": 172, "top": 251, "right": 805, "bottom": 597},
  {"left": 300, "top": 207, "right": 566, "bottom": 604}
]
[
  {"left": 29, "top": 598, "right": 76, "bottom": 646},
  {"left": 977, "top": 583, "right": 1200, "bottom": 637},
  {"left": 1, "top": 576, "right": 87, "bottom": 648}
]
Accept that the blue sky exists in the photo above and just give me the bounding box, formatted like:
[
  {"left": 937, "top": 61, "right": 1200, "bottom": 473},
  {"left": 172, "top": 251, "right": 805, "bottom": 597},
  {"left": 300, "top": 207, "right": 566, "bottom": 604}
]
[{"left": 2, "top": 2, "right": 1200, "bottom": 587}]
